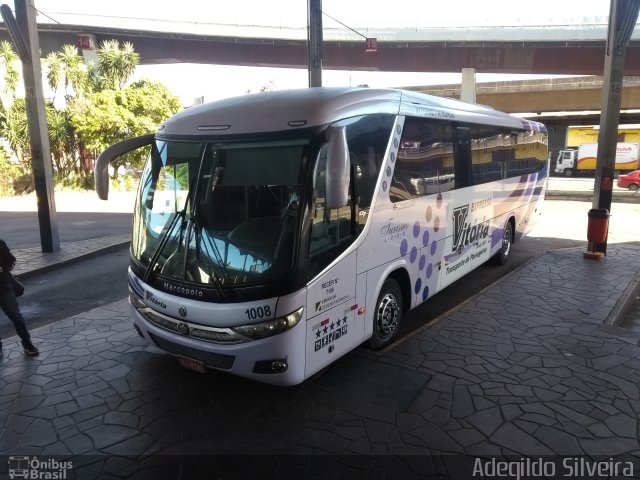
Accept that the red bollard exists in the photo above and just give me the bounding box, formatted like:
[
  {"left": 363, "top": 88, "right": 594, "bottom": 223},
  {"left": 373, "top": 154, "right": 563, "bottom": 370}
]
[{"left": 584, "top": 208, "right": 609, "bottom": 260}]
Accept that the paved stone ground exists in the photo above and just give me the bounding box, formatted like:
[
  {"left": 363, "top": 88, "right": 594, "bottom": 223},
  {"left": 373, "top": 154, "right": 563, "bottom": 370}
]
[
  {"left": 385, "top": 246, "right": 640, "bottom": 457},
  {"left": 1, "top": 244, "right": 640, "bottom": 479}
]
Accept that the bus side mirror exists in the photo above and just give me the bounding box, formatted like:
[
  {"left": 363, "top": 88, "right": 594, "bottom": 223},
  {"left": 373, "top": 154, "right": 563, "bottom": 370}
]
[
  {"left": 325, "top": 126, "right": 350, "bottom": 209},
  {"left": 95, "top": 134, "right": 155, "bottom": 200}
]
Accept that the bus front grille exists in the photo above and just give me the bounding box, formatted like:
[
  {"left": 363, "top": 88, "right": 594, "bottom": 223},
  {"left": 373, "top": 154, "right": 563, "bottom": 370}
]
[
  {"left": 139, "top": 307, "right": 246, "bottom": 344},
  {"left": 149, "top": 333, "right": 235, "bottom": 370}
]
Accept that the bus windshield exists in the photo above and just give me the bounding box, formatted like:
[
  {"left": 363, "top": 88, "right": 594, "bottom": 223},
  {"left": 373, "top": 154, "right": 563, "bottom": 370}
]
[{"left": 131, "top": 138, "right": 308, "bottom": 287}]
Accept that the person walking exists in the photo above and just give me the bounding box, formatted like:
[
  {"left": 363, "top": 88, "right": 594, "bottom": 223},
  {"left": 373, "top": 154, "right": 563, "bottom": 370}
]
[{"left": 0, "top": 238, "right": 39, "bottom": 356}]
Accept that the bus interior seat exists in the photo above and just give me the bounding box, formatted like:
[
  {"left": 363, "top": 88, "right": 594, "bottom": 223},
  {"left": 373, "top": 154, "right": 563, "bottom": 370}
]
[
  {"left": 250, "top": 186, "right": 283, "bottom": 218},
  {"left": 228, "top": 215, "right": 281, "bottom": 261},
  {"left": 199, "top": 187, "right": 246, "bottom": 233}
]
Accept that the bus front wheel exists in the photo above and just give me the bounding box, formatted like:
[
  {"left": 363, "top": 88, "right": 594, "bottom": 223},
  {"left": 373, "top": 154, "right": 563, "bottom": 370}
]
[{"left": 369, "top": 278, "right": 403, "bottom": 350}]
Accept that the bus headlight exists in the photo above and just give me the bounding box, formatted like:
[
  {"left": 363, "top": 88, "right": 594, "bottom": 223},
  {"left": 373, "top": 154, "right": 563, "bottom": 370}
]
[{"left": 231, "top": 307, "right": 304, "bottom": 340}]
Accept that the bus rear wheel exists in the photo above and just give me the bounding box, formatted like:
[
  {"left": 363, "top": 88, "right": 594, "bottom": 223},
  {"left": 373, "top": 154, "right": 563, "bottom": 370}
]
[
  {"left": 369, "top": 278, "right": 403, "bottom": 350},
  {"left": 492, "top": 221, "right": 513, "bottom": 265}
]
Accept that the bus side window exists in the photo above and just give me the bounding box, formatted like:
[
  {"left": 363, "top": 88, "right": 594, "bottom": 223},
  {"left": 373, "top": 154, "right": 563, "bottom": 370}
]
[
  {"left": 347, "top": 114, "right": 394, "bottom": 225},
  {"left": 307, "top": 114, "right": 395, "bottom": 279},
  {"left": 463, "top": 125, "right": 547, "bottom": 183},
  {"left": 391, "top": 117, "right": 454, "bottom": 201},
  {"left": 466, "top": 125, "right": 507, "bottom": 184},
  {"left": 453, "top": 126, "right": 474, "bottom": 189}
]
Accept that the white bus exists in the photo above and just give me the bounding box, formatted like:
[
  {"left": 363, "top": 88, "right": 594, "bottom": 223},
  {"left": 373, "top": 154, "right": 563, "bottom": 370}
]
[{"left": 95, "top": 87, "right": 547, "bottom": 386}]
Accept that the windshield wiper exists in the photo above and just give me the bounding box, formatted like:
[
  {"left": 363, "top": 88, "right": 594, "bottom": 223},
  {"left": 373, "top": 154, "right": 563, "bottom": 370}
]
[
  {"left": 142, "top": 208, "right": 186, "bottom": 283},
  {"left": 191, "top": 222, "right": 232, "bottom": 299},
  {"left": 143, "top": 154, "right": 196, "bottom": 284},
  {"left": 186, "top": 145, "right": 231, "bottom": 297}
]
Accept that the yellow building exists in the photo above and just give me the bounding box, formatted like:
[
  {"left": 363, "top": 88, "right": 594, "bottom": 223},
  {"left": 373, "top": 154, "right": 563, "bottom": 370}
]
[{"left": 566, "top": 125, "right": 640, "bottom": 147}]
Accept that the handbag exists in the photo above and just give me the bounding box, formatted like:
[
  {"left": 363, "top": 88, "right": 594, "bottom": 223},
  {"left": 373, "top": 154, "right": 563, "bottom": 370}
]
[{"left": 9, "top": 274, "right": 24, "bottom": 297}]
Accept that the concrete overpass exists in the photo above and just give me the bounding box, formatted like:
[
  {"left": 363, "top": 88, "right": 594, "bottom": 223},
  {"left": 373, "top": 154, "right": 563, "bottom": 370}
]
[
  {"left": 2, "top": 14, "right": 639, "bottom": 129},
  {"left": 404, "top": 76, "right": 640, "bottom": 160},
  {"left": 405, "top": 76, "right": 640, "bottom": 125},
  {"left": 2, "top": 17, "right": 640, "bottom": 75},
  {"left": 4, "top": 21, "right": 637, "bottom": 151}
]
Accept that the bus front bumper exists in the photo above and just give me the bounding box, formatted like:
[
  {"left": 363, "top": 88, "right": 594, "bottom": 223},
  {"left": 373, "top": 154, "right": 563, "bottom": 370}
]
[{"left": 129, "top": 302, "right": 307, "bottom": 386}]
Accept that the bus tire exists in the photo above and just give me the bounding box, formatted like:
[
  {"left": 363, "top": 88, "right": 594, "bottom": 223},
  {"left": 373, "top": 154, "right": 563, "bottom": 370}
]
[
  {"left": 369, "top": 278, "right": 403, "bottom": 350},
  {"left": 492, "top": 220, "right": 513, "bottom": 265}
]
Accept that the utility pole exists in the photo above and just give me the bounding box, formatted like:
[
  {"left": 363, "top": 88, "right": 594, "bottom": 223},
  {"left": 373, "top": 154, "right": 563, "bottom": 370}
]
[
  {"left": 14, "top": 0, "right": 59, "bottom": 252},
  {"left": 307, "top": 0, "right": 322, "bottom": 87},
  {"left": 590, "top": 0, "right": 640, "bottom": 256}
]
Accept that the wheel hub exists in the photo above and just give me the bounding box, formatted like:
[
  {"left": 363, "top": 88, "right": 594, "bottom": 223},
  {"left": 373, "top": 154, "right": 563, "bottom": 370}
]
[
  {"left": 502, "top": 229, "right": 511, "bottom": 256},
  {"left": 376, "top": 293, "right": 399, "bottom": 338}
]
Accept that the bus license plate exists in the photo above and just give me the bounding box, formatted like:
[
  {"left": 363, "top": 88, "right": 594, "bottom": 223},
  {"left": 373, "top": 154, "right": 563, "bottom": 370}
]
[{"left": 177, "top": 356, "right": 206, "bottom": 374}]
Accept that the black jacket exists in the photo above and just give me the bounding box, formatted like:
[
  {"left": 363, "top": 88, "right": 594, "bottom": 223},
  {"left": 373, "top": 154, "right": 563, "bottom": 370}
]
[{"left": 0, "top": 238, "right": 16, "bottom": 274}]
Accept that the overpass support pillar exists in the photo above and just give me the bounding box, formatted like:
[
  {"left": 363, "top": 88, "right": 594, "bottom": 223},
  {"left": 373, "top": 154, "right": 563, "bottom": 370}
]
[
  {"left": 307, "top": 0, "right": 323, "bottom": 87},
  {"left": 590, "top": 0, "right": 640, "bottom": 256},
  {"left": 460, "top": 68, "right": 476, "bottom": 103},
  {"left": 15, "top": 0, "right": 59, "bottom": 253}
]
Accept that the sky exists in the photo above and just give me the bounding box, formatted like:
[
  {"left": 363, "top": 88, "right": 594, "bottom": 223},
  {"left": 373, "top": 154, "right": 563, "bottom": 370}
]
[{"left": 23, "top": 0, "right": 631, "bottom": 106}]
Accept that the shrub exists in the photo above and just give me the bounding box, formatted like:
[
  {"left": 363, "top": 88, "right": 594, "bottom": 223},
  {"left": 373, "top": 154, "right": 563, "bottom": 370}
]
[{"left": 0, "top": 150, "right": 22, "bottom": 197}]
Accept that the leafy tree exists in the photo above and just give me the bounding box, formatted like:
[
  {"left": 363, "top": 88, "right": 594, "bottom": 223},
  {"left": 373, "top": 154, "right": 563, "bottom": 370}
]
[
  {"left": 0, "top": 147, "right": 21, "bottom": 196},
  {"left": 69, "top": 80, "right": 180, "bottom": 176},
  {"left": 125, "top": 79, "right": 181, "bottom": 128},
  {"left": 0, "top": 40, "right": 179, "bottom": 194}
]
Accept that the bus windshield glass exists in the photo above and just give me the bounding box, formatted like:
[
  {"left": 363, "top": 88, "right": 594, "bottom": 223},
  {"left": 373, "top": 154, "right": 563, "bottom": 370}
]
[{"left": 131, "top": 138, "right": 307, "bottom": 287}]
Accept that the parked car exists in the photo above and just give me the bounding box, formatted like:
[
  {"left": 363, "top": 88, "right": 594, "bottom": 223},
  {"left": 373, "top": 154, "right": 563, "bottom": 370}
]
[{"left": 616, "top": 170, "right": 640, "bottom": 191}]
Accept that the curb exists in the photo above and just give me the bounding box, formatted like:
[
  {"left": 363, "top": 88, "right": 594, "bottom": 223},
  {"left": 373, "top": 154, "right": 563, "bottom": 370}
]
[
  {"left": 16, "top": 241, "right": 130, "bottom": 280},
  {"left": 545, "top": 190, "right": 639, "bottom": 203},
  {"left": 606, "top": 269, "right": 640, "bottom": 327}
]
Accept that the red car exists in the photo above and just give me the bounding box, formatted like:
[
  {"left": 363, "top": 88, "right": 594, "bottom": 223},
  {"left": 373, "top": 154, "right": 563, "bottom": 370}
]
[{"left": 617, "top": 170, "right": 640, "bottom": 191}]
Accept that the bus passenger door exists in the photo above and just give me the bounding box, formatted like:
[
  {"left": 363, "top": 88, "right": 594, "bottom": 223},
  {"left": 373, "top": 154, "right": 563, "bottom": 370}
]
[{"left": 304, "top": 252, "right": 362, "bottom": 378}]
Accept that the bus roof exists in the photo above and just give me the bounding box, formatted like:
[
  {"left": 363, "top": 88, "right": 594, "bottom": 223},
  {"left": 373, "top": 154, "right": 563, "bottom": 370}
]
[{"left": 160, "top": 87, "right": 546, "bottom": 137}]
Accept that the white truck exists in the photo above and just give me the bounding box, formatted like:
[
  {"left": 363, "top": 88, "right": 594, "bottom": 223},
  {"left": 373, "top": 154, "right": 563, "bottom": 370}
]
[{"left": 554, "top": 142, "right": 640, "bottom": 176}]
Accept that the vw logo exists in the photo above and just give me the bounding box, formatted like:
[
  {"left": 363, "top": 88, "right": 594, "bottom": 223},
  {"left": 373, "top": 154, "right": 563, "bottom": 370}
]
[
  {"left": 176, "top": 322, "right": 190, "bottom": 336},
  {"left": 178, "top": 306, "right": 188, "bottom": 318}
]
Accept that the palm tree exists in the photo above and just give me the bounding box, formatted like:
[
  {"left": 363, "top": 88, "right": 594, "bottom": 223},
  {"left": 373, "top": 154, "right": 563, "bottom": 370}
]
[
  {"left": 59, "top": 44, "right": 88, "bottom": 99},
  {"left": 0, "top": 41, "right": 19, "bottom": 96},
  {"left": 95, "top": 39, "right": 139, "bottom": 90},
  {"left": 46, "top": 104, "right": 75, "bottom": 176},
  {"left": 4, "top": 97, "right": 29, "bottom": 165},
  {"left": 45, "top": 52, "right": 62, "bottom": 102},
  {"left": 0, "top": 42, "right": 25, "bottom": 180}
]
